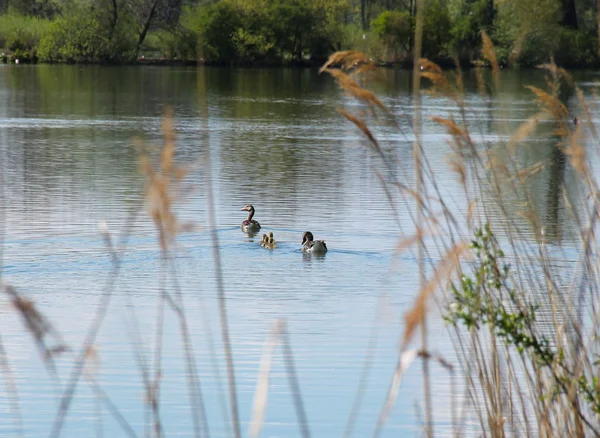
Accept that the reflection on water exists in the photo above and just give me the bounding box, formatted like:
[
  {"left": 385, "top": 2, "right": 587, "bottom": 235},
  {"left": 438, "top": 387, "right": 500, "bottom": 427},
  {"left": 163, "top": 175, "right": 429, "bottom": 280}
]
[{"left": 0, "top": 64, "right": 597, "bottom": 436}]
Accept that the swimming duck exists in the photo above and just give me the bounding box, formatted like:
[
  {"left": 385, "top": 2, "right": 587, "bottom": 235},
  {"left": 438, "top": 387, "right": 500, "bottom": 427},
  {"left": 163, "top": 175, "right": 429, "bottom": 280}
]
[
  {"left": 301, "top": 231, "right": 327, "bottom": 254},
  {"left": 241, "top": 204, "right": 261, "bottom": 232}
]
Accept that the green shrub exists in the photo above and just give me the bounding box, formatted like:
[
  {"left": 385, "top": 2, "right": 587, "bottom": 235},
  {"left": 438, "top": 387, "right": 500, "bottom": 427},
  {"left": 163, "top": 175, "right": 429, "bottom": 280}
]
[
  {"left": 9, "top": 0, "right": 59, "bottom": 18},
  {"left": 38, "top": 8, "right": 135, "bottom": 63},
  {"left": 0, "top": 12, "right": 51, "bottom": 62},
  {"left": 448, "top": 0, "right": 495, "bottom": 61},
  {"left": 232, "top": 27, "right": 275, "bottom": 63},
  {"left": 422, "top": 0, "right": 452, "bottom": 60},
  {"left": 339, "top": 24, "right": 386, "bottom": 61},
  {"left": 192, "top": 1, "right": 242, "bottom": 62},
  {"left": 371, "top": 10, "right": 412, "bottom": 61},
  {"left": 143, "top": 29, "right": 198, "bottom": 60},
  {"left": 184, "top": 0, "right": 341, "bottom": 64},
  {"left": 493, "top": 0, "right": 561, "bottom": 66},
  {"left": 554, "top": 28, "right": 598, "bottom": 68}
]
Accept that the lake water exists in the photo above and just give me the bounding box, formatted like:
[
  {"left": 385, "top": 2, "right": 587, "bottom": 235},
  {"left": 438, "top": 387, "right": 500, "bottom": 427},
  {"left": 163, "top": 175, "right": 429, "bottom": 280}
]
[{"left": 0, "top": 64, "right": 596, "bottom": 437}]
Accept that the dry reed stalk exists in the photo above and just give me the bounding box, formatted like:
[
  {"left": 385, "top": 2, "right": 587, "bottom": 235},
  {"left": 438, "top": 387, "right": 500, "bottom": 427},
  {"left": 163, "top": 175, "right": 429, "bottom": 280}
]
[
  {"left": 576, "top": 88, "right": 599, "bottom": 143},
  {"left": 507, "top": 115, "right": 545, "bottom": 154},
  {"left": 50, "top": 208, "right": 139, "bottom": 438},
  {"left": 514, "top": 162, "right": 546, "bottom": 184},
  {"left": 343, "top": 294, "right": 388, "bottom": 438},
  {"left": 328, "top": 28, "right": 600, "bottom": 436},
  {"left": 0, "top": 331, "right": 23, "bottom": 437},
  {"left": 2, "top": 284, "right": 68, "bottom": 376},
  {"left": 137, "top": 108, "right": 191, "bottom": 253},
  {"left": 137, "top": 110, "right": 209, "bottom": 438},
  {"left": 337, "top": 108, "right": 382, "bottom": 155},
  {"left": 430, "top": 116, "right": 475, "bottom": 156},
  {"left": 319, "top": 50, "right": 372, "bottom": 73},
  {"left": 281, "top": 322, "right": 311, "bottom": 438},
  {"left": 373, "top": 349, "right": 419, "bottom": 438},
  {"left": 419, "top": 58, "right": 450, "bottom": 94},
  {"left": 402, "top": 241, "right": 468, "bottom": 349},
  {"left": 199, "top": 65, "right": 241, "bottom": 438},
  {"left": 564, "top": 122, "right": 587, "bottom": 176},
  {"left": 481, "top": 31, "right": 499, "bottom": 91},
  {"left": 322, "top": 68, "right": 386, "bottom": 112},
  {"left": 475, "top": 67, "right": 487, "bottom": 97},
  {"left": 411, "top": 2, "right": 432, "bottom": 435},
  {"left": 249, "top": 320, "right": 284, "bottom": 438}
]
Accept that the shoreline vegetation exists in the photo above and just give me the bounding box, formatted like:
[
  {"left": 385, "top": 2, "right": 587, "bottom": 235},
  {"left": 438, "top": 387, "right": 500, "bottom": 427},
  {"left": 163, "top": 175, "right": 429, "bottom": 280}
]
[{"left": 1, "top": 0, "right": 600, "bottom": 69}]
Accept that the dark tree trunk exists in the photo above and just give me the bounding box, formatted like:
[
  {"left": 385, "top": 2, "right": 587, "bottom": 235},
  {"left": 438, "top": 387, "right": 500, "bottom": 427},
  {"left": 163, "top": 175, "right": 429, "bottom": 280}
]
[
  {"left": 560, "top": 0, "right": 578, "bottom": 29},
  {"left": 108, "top": 0, "right": 119, "bottom": 41},
  {"left": 360, "top": 0, "right": 366, "bottom": 30},
  {"left": 484, "top": 0, "right": 495, "bottom": 29},
  {"left": 135, "top": 0, "right": 159, "bottom": 57},
  {"left": 597, "top": 0, "right": 600, "bottom": 56}
]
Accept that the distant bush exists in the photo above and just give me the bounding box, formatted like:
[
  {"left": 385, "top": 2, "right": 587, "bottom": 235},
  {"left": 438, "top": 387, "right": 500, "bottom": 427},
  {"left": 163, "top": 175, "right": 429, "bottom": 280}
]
[
  {"left": 554, "top": 28, "right": 597, "bottom": 68},
  {"left": 369, "top": 1, "right": 451, "bottom": 64},
  {"left": 141, "top": 28, "right": 197, "bottom": 60},
  {"left": 371, "top": 10, "right": 412, "bottom": 61},
  {"left": 189, "top": 1, "right": 241, "bottom": 62},
  {"left": 38, "top": 8, "right": 136, "bottom": 63},
  {"left": 0, "top": 12, "right": 51, "bottom": 62},
  {"left": 422, "top": 0, "right": 452, "bottom": 60},
  {"left": 339, "top": 24, "right": 386, "bottom": 61},
  {"left": 493, "top": 0, "right": 562, "bottom": 67},
  {"left": 180, "top": 0, "right": 344, "bottom": 64}
]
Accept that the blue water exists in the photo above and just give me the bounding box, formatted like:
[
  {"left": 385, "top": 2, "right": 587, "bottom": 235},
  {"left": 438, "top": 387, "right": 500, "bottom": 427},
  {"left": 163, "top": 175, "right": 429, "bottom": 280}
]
[{"left": 0, "top": 64, "right": 593, "bottom": 437}]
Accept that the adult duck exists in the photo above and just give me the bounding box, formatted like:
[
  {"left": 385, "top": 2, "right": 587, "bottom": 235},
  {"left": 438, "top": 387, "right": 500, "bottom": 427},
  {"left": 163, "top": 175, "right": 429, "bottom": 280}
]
[
  {"left": 241, "top": 204, "right": 261, "bottom": 232},
  {"left": 301, "top": 231, "right": 327, "bottom": 254}
]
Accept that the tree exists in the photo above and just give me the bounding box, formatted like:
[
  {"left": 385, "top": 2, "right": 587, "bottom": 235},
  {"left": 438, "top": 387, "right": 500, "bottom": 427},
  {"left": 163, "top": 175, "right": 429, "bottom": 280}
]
[
  {"left": 371, "top": 10, "right": 412, "bottom": 58},
  {"left": 127, "top": 0, "right": 184, "bottom": 56},
  {"left": 597, "top": 0, "right": 600, "bottom": 56},
  {"left": 560, "top": 0, "right": 577, "bottom": 29},
  {"left": 449, "top": 0, "right": 495, "bottom": 60},
  {"left": 9, "top": 0, "right": 59, "bottom": 17}
]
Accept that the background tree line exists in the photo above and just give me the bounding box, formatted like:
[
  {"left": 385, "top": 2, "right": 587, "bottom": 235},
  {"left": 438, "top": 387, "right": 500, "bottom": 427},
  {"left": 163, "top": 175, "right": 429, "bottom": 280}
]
[{"left": 0, "top": 0, "right": 598, "bottom": 67}]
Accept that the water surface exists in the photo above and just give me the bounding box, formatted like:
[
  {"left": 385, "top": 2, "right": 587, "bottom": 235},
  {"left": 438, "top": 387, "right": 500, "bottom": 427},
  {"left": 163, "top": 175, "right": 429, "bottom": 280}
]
[{"left": 0, "top": 64, "right": 596, "bottom": 437}]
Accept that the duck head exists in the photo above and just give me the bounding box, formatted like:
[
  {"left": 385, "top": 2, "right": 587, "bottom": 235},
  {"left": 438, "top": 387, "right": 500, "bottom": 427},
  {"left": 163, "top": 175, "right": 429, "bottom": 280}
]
[
  {"left": 301, "top": 231, "right": 314, "bottom": 245},
  {"left": 241, "top": 204, "right": 256, "bottom": 220}
]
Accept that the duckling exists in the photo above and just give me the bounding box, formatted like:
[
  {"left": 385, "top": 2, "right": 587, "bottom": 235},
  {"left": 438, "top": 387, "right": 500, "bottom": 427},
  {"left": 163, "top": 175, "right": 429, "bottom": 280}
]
[
  {"left": 259, "top": 234, "right": 268, "bottom": 247},
  {"left": 241, "top": 204, "right": 261, "bottom": 232},
  {"left": 301, "top": 231, "right": 327, "bottom": 254},
  {"left": 265, "top": 231, "right": 277, "bottom": 249}
]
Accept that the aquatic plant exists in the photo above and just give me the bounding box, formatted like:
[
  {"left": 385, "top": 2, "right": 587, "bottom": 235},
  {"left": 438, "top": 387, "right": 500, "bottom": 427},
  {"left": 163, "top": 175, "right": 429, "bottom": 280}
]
[{"left": 320, "top": 25, "right": 600, "bottom": 435}]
